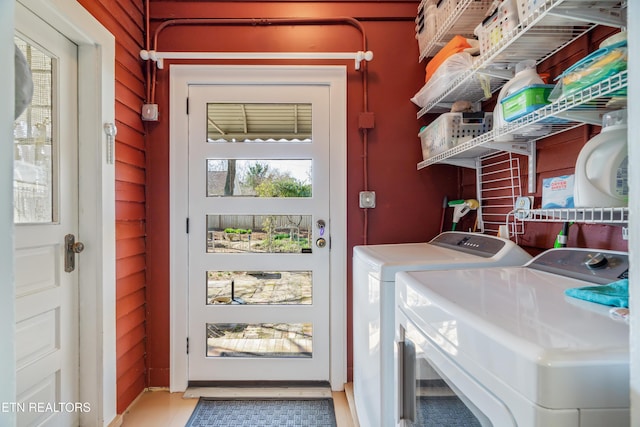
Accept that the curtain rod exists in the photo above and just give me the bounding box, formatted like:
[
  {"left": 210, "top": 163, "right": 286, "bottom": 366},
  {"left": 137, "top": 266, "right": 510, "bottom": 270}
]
[{"left": 139, "top": 49, "right": 374, "bottom": 70}]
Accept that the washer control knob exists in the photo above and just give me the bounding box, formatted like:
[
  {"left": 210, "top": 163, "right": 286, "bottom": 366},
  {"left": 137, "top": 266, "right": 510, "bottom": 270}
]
[{"left": 586, "top": 253, "right": 608, "bottom": 270}]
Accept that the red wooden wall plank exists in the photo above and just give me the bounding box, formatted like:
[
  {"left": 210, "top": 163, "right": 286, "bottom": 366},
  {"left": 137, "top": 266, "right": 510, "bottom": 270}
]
[
  {"left": 117, "top": 143, "right": 146, "bottom": 169},
  {"left": 116, "top": 201, "right": 146, "bottom": 221},
  {"left": 116, "top": 378, "right": 146, "bottom": 414},
  {"left": 116, "top": 181, "right": 146, "bottom": 203},
  {"left": 115, "top": 161, "right": 145, "bottom": 185},
  {"left": 117, "top": 375, "right": 146, "bottom": 413},
  {"left": 116, "top": 237, "right": 146, "bottom": 259},
  {"left": 117, "top": 324, "right": 146, "bottom": 359},
  {"left": 117, "top": 341, "right": 146, "bottom": 379},
  {"left": 116, "top": 221, "right": 146, "bottom": 240},
  {"left": 116, "top": 272, "right": 147, "bottom": 299},
  {"left": 117, "top": 299, "right": 146, "bottom": 328},
  {"left": 116, "top": 63, "right": 146, "bottom": 98},
  {"left": 116, "top": 48, "right": 146, "bottom": 88},
  {"left": 116, "top": 255, "right": 146, "bottom": 281},
  {"left": 116, "top": 84, "right": 145, "bottom": 117},
  {"left": 115, "top": 119, "right": 146, "bottom": 151},
  {"left": 116, "top": 101, "right": 145, "bottom": 133}
]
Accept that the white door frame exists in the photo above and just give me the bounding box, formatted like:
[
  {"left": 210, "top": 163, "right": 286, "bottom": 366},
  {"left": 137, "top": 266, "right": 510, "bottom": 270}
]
[
  {"left": 0, "top": 2, "right": 17, "bottom": 426},
  {"left": 170, "top": 65, "right": 347, "bottom": 391},
  {"left": 8, "top": 1, "right": 116, "bottom": 426}
]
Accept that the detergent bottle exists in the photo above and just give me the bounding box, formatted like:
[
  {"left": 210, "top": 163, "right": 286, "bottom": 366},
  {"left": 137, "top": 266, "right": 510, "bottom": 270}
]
[
  {"left": 574, "top": 109, "right": 628, "bottom": 207},
  {"left": 494, "top": 60, "right": 544, "bottom": 142}
]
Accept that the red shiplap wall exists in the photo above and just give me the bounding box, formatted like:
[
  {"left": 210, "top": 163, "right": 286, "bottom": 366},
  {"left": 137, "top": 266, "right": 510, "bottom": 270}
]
[{"left": 76, "top": 0, "right": 148, "bottom": 414}]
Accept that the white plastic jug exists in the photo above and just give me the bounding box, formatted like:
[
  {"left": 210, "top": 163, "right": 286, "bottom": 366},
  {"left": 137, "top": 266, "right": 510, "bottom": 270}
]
[
  {"left": 574, "top": 109, "right": 628, "bottom": 207},
  {"left": 493, "top": 60, "right": 544, "bottom": 141}
]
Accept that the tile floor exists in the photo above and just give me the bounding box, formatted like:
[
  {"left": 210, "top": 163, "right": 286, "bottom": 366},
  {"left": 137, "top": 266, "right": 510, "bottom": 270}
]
[{"left": 119, "top": 385, "right": 359, "bottom": 427}]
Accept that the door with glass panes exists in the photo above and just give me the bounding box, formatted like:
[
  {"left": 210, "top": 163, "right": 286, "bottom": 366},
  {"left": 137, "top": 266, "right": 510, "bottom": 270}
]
[
  {"left": 188, "top": 84, "right": 331, "bottom": 381},
  {"left": 14, "top": 4, "right": 80, "bottom": 426}
]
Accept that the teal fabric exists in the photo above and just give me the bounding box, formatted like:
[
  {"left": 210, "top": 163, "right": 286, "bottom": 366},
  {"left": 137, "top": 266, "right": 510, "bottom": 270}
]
[{"left": 565, "top": 279, "right": 629, "bottom": 308}]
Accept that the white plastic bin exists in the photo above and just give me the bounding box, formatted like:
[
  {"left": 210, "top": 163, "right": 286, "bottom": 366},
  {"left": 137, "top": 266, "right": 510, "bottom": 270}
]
[
  {"left": 474, "top": 0, "right": 520, "bottom": 55},
  {"left": 419, "top": 112, "right": 493, "bottom": 160},
  {"left": 415, "top": 0, "right": 437, "bottom": 55}
]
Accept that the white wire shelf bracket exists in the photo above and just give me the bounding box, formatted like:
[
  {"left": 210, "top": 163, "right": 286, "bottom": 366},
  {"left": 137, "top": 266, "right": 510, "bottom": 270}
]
[
  {"left": 415, "top": 0, "right": 625, "bottom": 117},
  {"left": 509, "top": 207, "right": 629, "bottom": 223},
  {"left": 476, "top": 152, "right": 524, "bottom": 235}
]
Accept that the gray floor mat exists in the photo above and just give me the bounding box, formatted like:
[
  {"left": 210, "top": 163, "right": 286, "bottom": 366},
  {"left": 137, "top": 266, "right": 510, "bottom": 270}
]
[{"left": 185, "top": 398, "right": 337, "bottom": 427}]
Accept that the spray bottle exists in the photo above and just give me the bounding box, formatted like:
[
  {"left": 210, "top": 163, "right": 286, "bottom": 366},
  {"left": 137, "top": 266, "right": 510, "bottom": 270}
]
[{"left": 448, "top": 199, "right": 479, "bottom": 231}]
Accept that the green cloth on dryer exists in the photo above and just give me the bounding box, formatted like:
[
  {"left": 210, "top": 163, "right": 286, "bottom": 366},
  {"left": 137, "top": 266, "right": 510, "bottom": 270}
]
[{"left": 565, "top": 278, "right": 629, "bottom": 308}]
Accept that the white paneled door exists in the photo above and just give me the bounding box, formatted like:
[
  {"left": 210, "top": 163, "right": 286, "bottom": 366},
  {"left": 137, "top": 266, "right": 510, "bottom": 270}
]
[
  {"left": 14, "top": 4, "right": 80, "bottom": 426},
  {"left": 187, "top": 84, "right": 332, "bottom": 381}
]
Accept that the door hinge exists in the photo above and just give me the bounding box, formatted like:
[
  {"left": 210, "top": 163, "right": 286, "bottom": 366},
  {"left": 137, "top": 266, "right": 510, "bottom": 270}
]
[
  {"left": 187, "top": 337, "right": 189, "bottom": 354},
  {"left": 186, "top": 217, "right": 189, "bottom": 234},
  {"left": 186, "top": 98, "right": 189, "bottom": 115}
]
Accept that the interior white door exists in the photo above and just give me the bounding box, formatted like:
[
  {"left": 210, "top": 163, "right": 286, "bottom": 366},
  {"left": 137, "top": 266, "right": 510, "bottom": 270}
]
[
  {"left": 187, "top": 84, "right": 331, "bottom": 381},
  {"left": 14, "top": 4, "right": 80, "bottom": 426}
]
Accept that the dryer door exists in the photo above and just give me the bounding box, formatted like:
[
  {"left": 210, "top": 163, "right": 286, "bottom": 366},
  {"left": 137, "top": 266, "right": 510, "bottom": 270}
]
[{"left": 398, "top": 317, "right": 516, "bottom": 427}]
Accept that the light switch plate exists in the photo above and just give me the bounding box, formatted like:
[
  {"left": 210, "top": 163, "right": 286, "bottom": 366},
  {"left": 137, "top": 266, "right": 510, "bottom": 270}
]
[{"left": 359, "top": 191, "right": 376, "bottom": 208}]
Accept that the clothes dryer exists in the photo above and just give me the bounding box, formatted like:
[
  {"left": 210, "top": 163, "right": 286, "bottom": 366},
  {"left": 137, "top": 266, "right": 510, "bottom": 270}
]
[
  {"left": 353, "top": 231, "right": 531, "bottom": 427},
  {"left": 395, "top": 248, "right": 629, "bottom": 426}
]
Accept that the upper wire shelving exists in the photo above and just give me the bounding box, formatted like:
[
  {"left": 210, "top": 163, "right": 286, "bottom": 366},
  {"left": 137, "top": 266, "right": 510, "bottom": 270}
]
[{"left": 415, "top": 0, "right": 626, "bottom": 116}]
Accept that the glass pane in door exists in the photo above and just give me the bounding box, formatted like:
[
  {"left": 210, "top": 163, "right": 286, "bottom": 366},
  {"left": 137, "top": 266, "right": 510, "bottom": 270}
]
[
  {"left": 206, "top": 103, "right": 312, "bottom": 143},
  {"left": 207, "top": 271, "right": 312, "bottom": 305},
  {"left": 206, "top": 159, "right": 312, "bottom": 197},
  {"left": 207, "top": 322, "right": 313, "bottom": 358},
  {"left": 206, "top": 214, "right": 312, "bottom": 253},
  {"left": 13, "top": 37, "right": 56, "bottom": 224}
]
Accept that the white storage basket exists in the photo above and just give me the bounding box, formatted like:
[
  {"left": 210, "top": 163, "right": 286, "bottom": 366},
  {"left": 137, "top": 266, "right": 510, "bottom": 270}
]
[
  {"left": 419, "top": 112, "right": 493, "bottom": 160},
  {"left": 474, "top": 0, "right": 520, "bottom": 55},
  {"left": 415, "top": 0, "right": 438, "bottom": 54}
]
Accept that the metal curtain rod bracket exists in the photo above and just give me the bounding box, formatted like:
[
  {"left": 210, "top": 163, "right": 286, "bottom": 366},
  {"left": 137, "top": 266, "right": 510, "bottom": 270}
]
[{"left": 139, "top": 49, "right": 374, "bottom": 70}]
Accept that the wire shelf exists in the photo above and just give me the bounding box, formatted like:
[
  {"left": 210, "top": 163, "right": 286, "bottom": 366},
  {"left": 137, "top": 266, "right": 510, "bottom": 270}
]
[
  {"left": 509, "top": 207, "right": 628, "bottom": 223},
  {"left": 417, "top": 70, "right": 627, "bottom": 169},
  {"left": 415, "top": 0, "right": 625, "bottom": 116}
]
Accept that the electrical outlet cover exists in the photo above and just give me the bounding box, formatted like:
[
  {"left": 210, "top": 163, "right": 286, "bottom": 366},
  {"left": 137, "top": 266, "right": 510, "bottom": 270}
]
[
  {"left": 141, "top": 103, "right": 159, "bottom": 121},
  {"left": 359, "top": 191, "right": 376, "bottom": 208}
]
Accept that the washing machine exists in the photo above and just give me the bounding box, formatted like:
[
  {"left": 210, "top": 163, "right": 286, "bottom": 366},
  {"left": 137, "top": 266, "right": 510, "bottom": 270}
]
[
  {"left": 352, "top": 231, "right": 532, "bottom": 427},
  {"left": 395, "top": 248, "right": 630, "bottom": 427}
]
